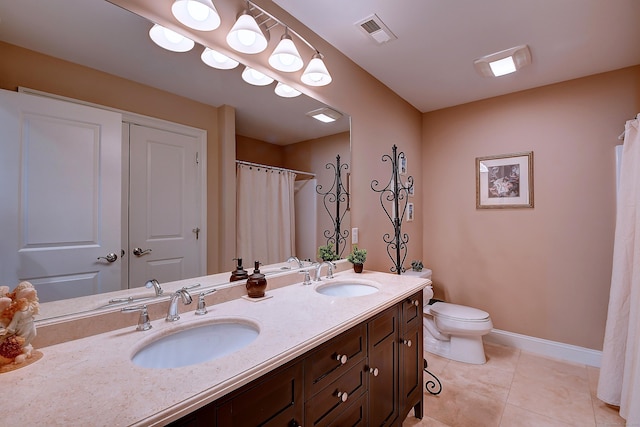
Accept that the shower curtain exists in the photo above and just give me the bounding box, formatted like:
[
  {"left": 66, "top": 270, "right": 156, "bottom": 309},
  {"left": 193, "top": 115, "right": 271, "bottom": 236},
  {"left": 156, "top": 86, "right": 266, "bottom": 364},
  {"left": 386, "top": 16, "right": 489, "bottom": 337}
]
[
  {"left": 236, "top": 163, "right": 296, "bottom": 267},
  {"left": 598, "top": 113, "right": 640, "bottom": 424}
]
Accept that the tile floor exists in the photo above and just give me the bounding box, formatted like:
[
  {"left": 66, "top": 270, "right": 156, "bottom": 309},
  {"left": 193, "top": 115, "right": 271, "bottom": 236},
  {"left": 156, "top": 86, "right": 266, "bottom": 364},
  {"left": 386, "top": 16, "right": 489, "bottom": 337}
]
[{"left": 403, "top": 342, "right": 626, "bottom": 427}]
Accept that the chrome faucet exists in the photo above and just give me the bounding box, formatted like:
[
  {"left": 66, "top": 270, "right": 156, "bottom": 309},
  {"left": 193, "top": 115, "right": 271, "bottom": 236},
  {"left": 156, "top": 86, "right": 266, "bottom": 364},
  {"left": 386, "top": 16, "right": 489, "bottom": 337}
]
[
  {"left": 286, "top": 256, "right": 304, "bottom": 268},
  {"left": 121, "top": 304, "right": 152, "bottom": 331},
  {"left": 145, "top": 279, "right": 163, "bottom": 296},
  {"left": 315, "top": 261, "right": 335, "bottom": 281},
  {"left": 166, "top": 287, "right": 193, "bottom": 322}
]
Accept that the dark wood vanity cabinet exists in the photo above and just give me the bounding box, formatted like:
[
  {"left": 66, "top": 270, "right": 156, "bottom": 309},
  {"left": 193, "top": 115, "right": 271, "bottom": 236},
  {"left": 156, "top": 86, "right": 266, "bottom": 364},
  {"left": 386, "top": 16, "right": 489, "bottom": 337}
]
[{"left": 168, "top": 291, "right": 424, "bottom": 427}]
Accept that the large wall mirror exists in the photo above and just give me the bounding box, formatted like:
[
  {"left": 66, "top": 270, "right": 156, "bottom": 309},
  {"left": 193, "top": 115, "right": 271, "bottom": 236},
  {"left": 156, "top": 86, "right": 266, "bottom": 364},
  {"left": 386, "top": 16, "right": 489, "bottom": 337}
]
[{"left": 0, "top": 0, "right": 350, "bottom": 320}]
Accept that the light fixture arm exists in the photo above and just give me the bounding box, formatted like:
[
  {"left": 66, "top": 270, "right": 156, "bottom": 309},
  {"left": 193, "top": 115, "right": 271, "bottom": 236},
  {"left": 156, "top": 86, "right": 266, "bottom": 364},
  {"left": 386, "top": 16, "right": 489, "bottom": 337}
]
[{"left": 246, "top": 0, "right": 316, "bottom": 52}]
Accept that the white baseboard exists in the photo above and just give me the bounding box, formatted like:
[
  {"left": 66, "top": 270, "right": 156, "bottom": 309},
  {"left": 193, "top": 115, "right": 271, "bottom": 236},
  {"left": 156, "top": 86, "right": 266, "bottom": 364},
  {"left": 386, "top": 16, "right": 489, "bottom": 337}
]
[{"left": 485, "top": 329, "right": 602, "bottom": 367}]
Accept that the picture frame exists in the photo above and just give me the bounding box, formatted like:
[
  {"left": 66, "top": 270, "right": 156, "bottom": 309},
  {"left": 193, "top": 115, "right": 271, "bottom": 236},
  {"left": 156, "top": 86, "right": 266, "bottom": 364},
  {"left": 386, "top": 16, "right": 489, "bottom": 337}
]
[
  {"left": 476, "top": 151, "right": 534, "bottom": 209},
  {"left": 406, "top": 202, "right": 415, "bottom": 221},
  {"left": 399, "top": 153, "right": 407, "bottom": 175}
]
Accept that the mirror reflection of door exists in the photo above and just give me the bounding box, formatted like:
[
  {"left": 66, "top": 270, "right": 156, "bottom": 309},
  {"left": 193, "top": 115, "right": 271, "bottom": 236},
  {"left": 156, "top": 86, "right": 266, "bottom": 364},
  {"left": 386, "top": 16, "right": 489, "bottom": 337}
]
[
  {"left": 127, "top": 124, "right": 203, "bottom": 288},
  {"left": 0, "top": 90, "right": 123, "bottom": 302}
]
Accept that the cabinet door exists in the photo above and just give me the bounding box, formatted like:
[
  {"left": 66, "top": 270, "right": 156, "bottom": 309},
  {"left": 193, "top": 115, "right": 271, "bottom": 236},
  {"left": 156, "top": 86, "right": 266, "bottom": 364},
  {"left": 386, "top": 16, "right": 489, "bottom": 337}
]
[
  {"left": 217, "top": 362, "right": 304, "bottom": 426},
  {"left": 368, "top": 305, "right": 399, "bottom": 427},
  {"left": 400, "top": 292, "right": 424, "bottom": 419}
]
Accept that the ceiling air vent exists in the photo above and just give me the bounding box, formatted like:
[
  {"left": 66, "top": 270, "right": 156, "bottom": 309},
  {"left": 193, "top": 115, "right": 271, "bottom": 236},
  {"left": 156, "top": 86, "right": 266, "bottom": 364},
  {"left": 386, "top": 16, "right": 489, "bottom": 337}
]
[{"left": 356, "top": 14, "right": 397, "bottom": 44}]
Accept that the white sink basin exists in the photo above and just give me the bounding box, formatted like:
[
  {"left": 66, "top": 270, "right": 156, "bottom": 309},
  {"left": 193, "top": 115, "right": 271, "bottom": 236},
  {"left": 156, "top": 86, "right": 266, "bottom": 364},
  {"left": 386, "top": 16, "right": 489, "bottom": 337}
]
[
  {"left": 315, "top": 281, "right": 379, "bottom": 297},
  {"left": 132, "top": 320, "right": 259, "bottom": 369}
]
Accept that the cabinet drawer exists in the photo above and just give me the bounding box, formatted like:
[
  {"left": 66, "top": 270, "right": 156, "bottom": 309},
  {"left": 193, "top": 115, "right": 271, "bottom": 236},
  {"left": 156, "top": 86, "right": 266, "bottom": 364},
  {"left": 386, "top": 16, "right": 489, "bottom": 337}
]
[
  {"left": 325, "top": 392, "right": 368, "bottom": 427},
  {"left": 402, "top": 291, "right": 423, "bottom": 331},
  {"left": 305, "top": 323, "right": 366, "bottom": 396},
  {"left": 304, "top": 360, "right": 368, "bottom": 427}
]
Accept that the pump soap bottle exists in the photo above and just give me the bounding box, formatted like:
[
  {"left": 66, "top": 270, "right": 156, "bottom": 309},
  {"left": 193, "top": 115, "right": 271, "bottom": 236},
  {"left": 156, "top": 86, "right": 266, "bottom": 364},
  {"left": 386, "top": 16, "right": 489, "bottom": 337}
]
[
  {"left": 230, "top": 258, "right": 249, "bottom": 282},
  {"left": 246, "top": 261, "right": 267, "bottom": 298}
]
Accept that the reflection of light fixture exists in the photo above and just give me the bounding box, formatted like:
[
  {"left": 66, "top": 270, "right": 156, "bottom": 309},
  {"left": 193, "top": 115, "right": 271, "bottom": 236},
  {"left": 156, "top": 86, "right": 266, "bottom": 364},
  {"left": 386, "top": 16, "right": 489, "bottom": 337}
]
[
  {"left": 274, "top": 82, "right": 301, "bottom": 98},
  {"left": 171, "top": 0, "right": 221, "bottom": 31},
  {"left": 306, "top": 107, "right": 342, "bottom": 123},
  {"left": 301, "top": 53, "right": 332, "bottom": 86},
  {"left": 241, "top": 66, "right": 274, "bottom": 86},
  {"left": 149, "top": 24, "right": 195, "bottom": 52},
  {"left": 226, "top": 10, "right": 268, "bottom": 54},
  {"left": 473, "top": 45, "right": 532, "bottom": 77},
  {"left": 201, "top": 47, "right": 239, "bottom": 69},
  {"left": 269, "top": 29, "right": 303, "bottom": 72}
]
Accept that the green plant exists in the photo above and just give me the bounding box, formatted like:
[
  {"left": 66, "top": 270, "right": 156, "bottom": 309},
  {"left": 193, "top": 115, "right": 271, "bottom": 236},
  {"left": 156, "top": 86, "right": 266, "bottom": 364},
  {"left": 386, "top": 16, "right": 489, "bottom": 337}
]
[
  {"left": 411, "top": 260, "right": 423, "bottom": 271},
  {"left": 347, "top": 246, "right": 367, "bottom": 265},
  {"left": 318, "top": 243, "right": 338, "bottom": 262}
]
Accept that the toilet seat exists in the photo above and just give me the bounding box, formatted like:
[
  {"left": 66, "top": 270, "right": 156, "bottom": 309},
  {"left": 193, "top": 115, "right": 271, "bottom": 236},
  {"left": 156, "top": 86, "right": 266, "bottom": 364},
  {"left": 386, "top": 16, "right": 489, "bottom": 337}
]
[{"left": 429, "top": 302, "right": 489, "bottom": 322}]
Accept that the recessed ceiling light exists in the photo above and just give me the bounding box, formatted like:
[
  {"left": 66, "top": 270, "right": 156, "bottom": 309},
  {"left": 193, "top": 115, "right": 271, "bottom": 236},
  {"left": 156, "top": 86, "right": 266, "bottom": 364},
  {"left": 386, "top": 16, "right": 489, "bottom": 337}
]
[
  {"left": 306, "top": 107, "right": 342, "bottom": 123},
  {"left": 474, "top": 45, "right": 531, "bottom": 77}
]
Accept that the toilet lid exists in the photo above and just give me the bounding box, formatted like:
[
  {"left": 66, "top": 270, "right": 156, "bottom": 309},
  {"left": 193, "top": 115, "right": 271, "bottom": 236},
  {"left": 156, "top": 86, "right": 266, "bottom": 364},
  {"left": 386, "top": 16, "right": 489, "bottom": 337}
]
[{"left": 429, "top": 302, "right": 490, "bottom": 321}]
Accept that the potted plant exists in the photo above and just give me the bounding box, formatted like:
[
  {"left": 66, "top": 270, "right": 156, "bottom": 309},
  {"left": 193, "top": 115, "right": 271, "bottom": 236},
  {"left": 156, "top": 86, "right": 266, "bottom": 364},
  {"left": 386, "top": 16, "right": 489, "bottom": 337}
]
[
  {"left": 318, "top": 243, "right": 339, "bottom": 262},
  {"left": 347, "top": 246, "right": 367, "bottom": 273},
  {"left": 411, "top": 260, "right": 424, "bottom": 272}
]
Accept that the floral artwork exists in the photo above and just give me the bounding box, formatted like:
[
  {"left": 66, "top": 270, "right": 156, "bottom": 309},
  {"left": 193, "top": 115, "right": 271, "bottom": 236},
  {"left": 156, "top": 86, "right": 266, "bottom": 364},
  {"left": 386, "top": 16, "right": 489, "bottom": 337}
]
[{"left": 476, "top": 152, "right": 533, "bottom": 208}]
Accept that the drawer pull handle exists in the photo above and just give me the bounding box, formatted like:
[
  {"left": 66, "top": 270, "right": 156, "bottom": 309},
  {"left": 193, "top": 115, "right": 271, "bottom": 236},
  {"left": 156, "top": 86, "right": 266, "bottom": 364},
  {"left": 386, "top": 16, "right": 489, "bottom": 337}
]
[
  {"left": 336, "top": 391, "right": 349, "bottom": 402},
  {"left": 369, "top": 367, "right": 379, "bottom": 377},
  {"left": 403, "top": 339, "right": 413, "bottom": 347},
  {"left": 335, "top": 354, "right": 348, "bottom": 364},
  {"left": 412, "top": 299, "right": 420, "bottom": 307}
]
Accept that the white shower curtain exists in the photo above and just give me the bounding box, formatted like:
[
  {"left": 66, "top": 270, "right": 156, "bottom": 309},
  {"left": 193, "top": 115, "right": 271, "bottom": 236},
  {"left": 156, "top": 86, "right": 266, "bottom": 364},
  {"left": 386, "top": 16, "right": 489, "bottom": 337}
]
[
  {"left": 598, "top": 113, "right": 640, "bottom": 424},
  {"left": 236, "top": 163, "right": 296, "bottom": 267}
]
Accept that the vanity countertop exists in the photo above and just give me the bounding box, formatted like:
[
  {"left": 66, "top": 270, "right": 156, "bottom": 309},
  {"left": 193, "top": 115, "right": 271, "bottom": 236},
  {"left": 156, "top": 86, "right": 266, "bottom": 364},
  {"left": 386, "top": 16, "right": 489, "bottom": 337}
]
[{"left": 4, "top": 270, "right": 429, "bottom": 426}]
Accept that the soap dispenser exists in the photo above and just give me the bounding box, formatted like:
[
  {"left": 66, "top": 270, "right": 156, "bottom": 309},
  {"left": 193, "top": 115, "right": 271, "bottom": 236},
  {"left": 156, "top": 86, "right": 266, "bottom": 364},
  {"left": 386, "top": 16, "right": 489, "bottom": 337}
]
[
  {"left": 246, "top": 261, "right": 267, "bottom": 298},
  {"left": 230, "top": 258, "right": 249, "bottom": 282}
]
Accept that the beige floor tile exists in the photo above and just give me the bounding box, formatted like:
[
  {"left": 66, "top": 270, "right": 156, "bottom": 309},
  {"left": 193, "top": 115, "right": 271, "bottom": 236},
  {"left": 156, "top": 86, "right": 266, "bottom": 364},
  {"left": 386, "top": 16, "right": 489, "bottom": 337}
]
[
  {"left": 403, "top": 413, "right": 451, "bottom": 427},
  {"left": 425, "top": 351, "right": 450, "bottom": 374},
  {"left": 441, "top": 358, "right": 514, "bottom": 402},
  {"left": 592, "top": 398, "right": 626, "bottom": 426},
  {"left": 484, "top": 342, "right": 521, "bottom": 373},
  {"left": 499, "top": 403, "right": 574, "bottom": 426},
  {"left": 424, "top": 381, "right": 504, "bottom": 427},
  {"left": 587, "top": 366, "right": 600, "bottom": 396},
  {"left": 516, "top": 351, "right": 589, "bottom": 388},
  {"left": 507, "top": 371, "right": 595, "bottom": 426}
]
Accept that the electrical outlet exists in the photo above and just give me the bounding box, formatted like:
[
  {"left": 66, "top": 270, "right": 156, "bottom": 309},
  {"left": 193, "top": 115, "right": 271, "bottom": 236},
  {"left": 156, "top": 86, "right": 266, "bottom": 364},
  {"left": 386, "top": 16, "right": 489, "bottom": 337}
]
[{"left": 352, "top": 227, "right": 359, "bottom": 244}]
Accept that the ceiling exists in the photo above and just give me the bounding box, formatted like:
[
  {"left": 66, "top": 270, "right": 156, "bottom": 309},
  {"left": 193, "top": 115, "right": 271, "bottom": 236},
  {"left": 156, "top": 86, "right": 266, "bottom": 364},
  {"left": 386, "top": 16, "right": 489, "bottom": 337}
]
[
  {"left": 274, "top": 0, "right": 640, "bottom": 112},
  {"left": 1, "top": 0, "right": 639, "bottom": 140}
]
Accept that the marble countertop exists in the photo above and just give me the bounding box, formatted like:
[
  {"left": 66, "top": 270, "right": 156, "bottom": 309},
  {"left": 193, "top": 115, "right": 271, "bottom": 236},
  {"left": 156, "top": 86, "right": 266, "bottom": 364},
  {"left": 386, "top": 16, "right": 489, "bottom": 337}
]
[{"left": 4, "top": 270, "right": 429, "bottom": 426}]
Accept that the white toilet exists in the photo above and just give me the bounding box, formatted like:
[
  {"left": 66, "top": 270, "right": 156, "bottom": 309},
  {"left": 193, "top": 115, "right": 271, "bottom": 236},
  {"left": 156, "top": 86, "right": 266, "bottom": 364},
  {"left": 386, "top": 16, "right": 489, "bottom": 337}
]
[{"left": 406, "top": 269, "right": 493, "bottom": 364}]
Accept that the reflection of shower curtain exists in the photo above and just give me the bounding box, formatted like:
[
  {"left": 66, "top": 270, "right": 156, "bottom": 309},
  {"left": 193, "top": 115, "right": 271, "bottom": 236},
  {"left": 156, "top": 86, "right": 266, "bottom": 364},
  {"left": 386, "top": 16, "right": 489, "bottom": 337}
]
[
  {"left": 598, "top": 114, "right": 640, "bottom": 424},
  {"left": 236, "top": 164, "right": 296, "bottom": 266}
]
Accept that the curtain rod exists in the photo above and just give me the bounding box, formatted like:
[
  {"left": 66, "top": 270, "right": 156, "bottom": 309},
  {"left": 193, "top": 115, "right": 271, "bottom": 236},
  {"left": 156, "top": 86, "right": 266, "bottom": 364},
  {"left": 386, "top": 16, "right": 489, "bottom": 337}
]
[{"left": 235, "top": 160, "right": 316, "bottom": 177}]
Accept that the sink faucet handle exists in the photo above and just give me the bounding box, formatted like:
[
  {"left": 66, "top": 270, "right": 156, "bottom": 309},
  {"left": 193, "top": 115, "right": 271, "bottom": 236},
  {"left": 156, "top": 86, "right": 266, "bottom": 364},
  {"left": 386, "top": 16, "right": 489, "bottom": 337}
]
[
  {"left": 195, "top": 288, "right": 218, "bottom": 315},
  {"left": 299, "top": 270, "right": 312, "bottom": 285},
  {"left": 145, "top": 279, "right": 163, "bottom": 296},
  {"left": 183, "top": 283, "right": 201, "bottom": 291},
  {"left": 121, "top": 304, "right": 152, "bottom": 331}
]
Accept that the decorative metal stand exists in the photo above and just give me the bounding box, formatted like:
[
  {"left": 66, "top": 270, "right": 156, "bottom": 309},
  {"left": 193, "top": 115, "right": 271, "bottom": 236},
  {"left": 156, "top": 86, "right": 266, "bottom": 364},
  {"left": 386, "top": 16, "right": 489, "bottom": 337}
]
[
  {"left": 424, "top": 358, "right": 443, "bottom": 395},
  {"left": 371, "top": 145, "right": 414, "bottom": 274},
  {"left": 316, "top": 155, "right": 350, "bottom": 258}
]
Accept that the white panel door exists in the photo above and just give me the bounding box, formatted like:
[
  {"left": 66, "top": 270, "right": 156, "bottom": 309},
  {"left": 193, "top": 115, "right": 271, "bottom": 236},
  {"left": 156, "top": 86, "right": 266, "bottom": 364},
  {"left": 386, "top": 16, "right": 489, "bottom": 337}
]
[
  {"left": 128, "top": 124, "right": 202, "bottom": 288},
  {"left": 0, "top": 89, "right": 122, "bottom": 302}
]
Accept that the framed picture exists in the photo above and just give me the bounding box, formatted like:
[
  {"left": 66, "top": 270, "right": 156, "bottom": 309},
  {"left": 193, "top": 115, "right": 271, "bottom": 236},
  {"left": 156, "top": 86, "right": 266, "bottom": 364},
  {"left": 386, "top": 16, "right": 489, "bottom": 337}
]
[
  {"left": 399, "top": 153, "right": 407, "bottom": 175},
  {"left": 476, "top": 151, "right": 534, "bottom": 209},
  {"left": 406, "top": 202, "right": 415, "bottom": 221}
]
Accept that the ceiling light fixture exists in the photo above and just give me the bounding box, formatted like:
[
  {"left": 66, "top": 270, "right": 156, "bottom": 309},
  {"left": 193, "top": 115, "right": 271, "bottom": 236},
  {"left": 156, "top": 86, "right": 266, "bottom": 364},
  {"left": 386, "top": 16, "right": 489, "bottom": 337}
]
[
  {"left": 226, "top": 9, "right": 268, "bottom": 54},
  {"left": 268, "top": 28, "right": 303, "bottom": 72},
  {"left": 301, "top": 52, "right": 332, "bottom": 86},
  {"left": 201, "top": 47, "right": 239, "bottom": 69},
  {"left": 274, "top": 82, "right": 301, "bottom": 98},
  {"left": 306, "top": 107, "right": 342, "bottom": 123},
  {"left": 149, "top": 24, "right": 195, "bottom": 52},
  {"left": 473, "top": 45, "right": 532, "bottom": 77},
  {"left": 241, "top": 66, "right": 274, "bottom": 86},
  {"left": 171, "top": 0, "right": 221, "bottom": 31}
]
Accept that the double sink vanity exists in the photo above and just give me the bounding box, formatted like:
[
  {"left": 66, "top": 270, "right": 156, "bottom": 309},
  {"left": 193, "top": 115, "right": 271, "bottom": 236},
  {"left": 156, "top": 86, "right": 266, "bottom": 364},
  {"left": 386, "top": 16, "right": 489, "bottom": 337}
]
[{"left": 6, "top": 261, "right": 430, "bottom": 426}]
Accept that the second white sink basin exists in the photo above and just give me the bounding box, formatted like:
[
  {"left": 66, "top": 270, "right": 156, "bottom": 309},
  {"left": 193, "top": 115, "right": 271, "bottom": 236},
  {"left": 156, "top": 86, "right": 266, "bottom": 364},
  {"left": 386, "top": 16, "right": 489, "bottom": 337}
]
[
  {"left": 132, "top": 320, "right": 259, "bottom": 369},
  {"left": 316, "top": 281, "right": 379, "bottom": 297}
]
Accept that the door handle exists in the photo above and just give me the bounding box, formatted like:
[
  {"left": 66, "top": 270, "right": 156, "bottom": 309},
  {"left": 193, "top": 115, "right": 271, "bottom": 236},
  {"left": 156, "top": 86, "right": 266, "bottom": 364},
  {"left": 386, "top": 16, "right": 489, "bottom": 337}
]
[
  {"left": 133, "top": 247, "right": 152, "bottom": 257},
  {"left": 97, "top": 253, "right": 118, "bottom": 263}
]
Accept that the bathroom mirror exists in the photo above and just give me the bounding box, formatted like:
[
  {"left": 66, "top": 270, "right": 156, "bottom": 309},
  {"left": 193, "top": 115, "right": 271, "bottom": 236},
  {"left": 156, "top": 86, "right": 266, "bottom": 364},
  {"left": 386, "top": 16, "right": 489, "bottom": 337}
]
[{"left": 0, "top": 0, "right": 350, "bottom": 320}]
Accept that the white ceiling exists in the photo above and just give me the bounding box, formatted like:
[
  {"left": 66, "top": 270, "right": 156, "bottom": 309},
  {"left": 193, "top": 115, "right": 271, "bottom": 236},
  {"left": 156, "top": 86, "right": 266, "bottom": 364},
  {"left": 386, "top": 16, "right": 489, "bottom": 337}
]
[{"left": 274, "top": 0, "right": 640, "bottom": 112}]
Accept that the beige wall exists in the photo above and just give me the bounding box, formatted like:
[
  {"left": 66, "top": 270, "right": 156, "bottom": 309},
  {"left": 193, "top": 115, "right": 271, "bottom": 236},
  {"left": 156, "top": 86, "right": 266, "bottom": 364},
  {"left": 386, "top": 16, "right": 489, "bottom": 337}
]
[{"left": 422, "top": 66, "right": 640, "bottom": 350}]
